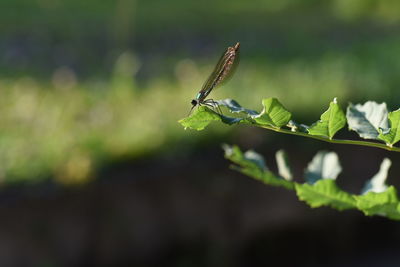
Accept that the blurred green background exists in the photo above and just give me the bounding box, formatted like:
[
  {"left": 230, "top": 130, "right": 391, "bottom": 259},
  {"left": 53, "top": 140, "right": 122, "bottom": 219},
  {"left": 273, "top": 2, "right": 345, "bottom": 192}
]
[
  {"left": 2, "top": 0, "right": 400, "bottom": 184},
  {"left": 2, "top": 0, "right": 400, "bottom": 266}
]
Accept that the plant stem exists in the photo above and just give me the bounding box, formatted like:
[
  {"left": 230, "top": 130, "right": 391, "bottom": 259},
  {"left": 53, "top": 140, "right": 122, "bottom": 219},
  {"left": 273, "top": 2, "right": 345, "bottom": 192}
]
[{"left": 259, "top": 125, "right": 400, "bottom": 152}]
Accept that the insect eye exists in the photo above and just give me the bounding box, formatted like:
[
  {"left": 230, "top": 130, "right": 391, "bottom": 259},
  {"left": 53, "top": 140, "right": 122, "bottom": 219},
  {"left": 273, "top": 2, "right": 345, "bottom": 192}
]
[{"left": 191, "top": 99, "right": 197, "bottom": 106}]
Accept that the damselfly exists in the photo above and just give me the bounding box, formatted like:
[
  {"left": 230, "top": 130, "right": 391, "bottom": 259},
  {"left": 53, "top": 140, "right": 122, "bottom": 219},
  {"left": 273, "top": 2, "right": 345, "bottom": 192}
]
[{"left": 189, "top": 42, "right": 240, "bottom": 114}]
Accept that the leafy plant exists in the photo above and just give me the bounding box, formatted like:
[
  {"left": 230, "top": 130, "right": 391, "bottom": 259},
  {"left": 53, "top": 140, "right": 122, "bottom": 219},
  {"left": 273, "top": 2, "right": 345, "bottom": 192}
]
[{"left": 179, "top": 98, "right": 400, "bottom": 220}]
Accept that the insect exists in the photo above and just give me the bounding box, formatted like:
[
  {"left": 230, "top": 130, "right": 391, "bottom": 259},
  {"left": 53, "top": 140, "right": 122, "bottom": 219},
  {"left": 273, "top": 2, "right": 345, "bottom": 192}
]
[{"left": 189, "top": 42, "right": 240, "bottom": 114}]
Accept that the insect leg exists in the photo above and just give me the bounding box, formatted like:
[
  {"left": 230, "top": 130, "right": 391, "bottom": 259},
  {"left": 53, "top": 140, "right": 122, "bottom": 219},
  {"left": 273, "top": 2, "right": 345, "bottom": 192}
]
[{"left": 204, "top": 99, "right": 222, "bottom": 114}]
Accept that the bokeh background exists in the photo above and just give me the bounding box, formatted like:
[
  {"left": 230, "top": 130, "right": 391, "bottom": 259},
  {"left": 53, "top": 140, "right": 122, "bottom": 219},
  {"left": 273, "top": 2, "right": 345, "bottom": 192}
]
[{"left": 1, "top": 0, "right": 400, "bottom": 266}]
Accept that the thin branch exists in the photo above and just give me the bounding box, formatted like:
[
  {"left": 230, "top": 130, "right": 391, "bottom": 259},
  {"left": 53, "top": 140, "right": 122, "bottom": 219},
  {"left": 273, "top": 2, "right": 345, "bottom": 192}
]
[{"left": 258, "top": 125, "right": 400, "bottom": 152}]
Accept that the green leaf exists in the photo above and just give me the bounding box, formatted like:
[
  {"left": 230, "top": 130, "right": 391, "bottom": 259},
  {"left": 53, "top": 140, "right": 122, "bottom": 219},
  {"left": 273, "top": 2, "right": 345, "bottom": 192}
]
[
  {"left": 253, "top": 98, "right": 292, "bottom": 128},
  {"left": 295, "top": 179, "right": 357, "bottom": 210},
  {"left": 378, "top": 109, "right": 400, "bottom": 146},
  {"left": 178, "top": 106, "right": 243, "bottom": 130},
  {"left": 346, "top": 101, "right": 389, "bottom": 140},
  {"left": 223, "top": 144, "right": 267, "bottom": 170},
  {"left": 361, "top": 158, "right": 391, "bottom": 194},
  {"left": 223, "top": 144, "right": 294, "bottom": 190},
  {"left": 355, "top": 186, "right": 400, "bottom": 220},
  {"left": 178, "top": 106, "right": 221, "bottom": 130},
  {"left": 275, "top": 150, "right": 293, "bottom": 181},
  {"left": 307, "top": 98, "right": 346, "bottom": 139},
  {"left": 179, "top": 98, "right": 292, "bottom": 131},
  {"left": 239, "top": 167, "right": 294, "bottom": 190},
  {"left": 304, "top": 151, "right": 342, "bottom": 184},
  {"left": 223, "top": 145, "right": 400, "bottom": 220}
]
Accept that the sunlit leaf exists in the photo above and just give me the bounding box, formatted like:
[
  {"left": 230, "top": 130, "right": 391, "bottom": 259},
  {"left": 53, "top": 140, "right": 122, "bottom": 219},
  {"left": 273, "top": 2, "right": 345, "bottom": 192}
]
[
  {"left": 378, "top": 109, "right": 400, "bottom": 146},
  {"left": 223, "top": 144, "right": 400, "bottom": 220},
  {"left": 253, "top": 98, "right": 292, "bottom": 128},
  {"left": 178, "top": 106, "right": 222, "bottom": 130},
  {"left": 361, "top": 158, "right": 391, "bottom": 194},
  {"left": 275, "top": 150, "right": 293, "bottom": 181},
  {"left": 355, "top": 186, "right": 400, "bottom": 220},
  {"left": 178, "top": 106, "right": 243, "bottom": 130},
  {"left": 295, "top": 179, "right": 356, "bottom": 210},
  {"left": 179, "top": 98, "right": 292, "bottom": 131},
  {"left": 223, "top": 144, "right": 294, "bottom": 190},
  {"left": 308, "top": 98, "right": 346, "bottom": 139},
  {"left": 304, "top": 151, "right": 342, "bottom": 184},
  {"left": 346, "top": 101, "right": 389, "bottom": 140},
  {"left": 179, "top": 97, "right": 400, "bottom": 221}
]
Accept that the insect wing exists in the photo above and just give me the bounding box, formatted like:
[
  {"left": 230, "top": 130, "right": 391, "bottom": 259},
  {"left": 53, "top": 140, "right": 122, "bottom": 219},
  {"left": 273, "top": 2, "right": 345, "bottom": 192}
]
[
  {"left": 198, "top": 43, "right": 240, "bottom": 100},
  {"left": 216, "top": 44, "right": 240, "bottom": 87}
]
